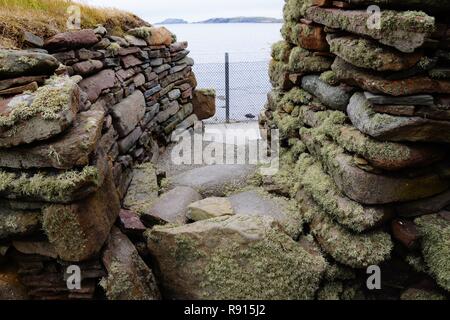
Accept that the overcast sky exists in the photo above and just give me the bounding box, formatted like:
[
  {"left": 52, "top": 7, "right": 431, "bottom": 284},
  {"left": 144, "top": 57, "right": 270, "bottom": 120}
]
[{"left": 83, "top": 0, "right": 284, "bottom": 23}]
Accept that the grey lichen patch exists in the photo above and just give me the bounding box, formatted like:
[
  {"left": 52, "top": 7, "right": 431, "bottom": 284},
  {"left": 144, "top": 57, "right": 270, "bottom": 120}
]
[
  {"left": 283, "top": 0, "right": 313, "bottom": 22},
  {"left": 106, "top": 43, "right": 121, "bottom": 56},
  {"left": 129, "top": 27, "right": 152, "bottom": 39},
  {"left": 0, "top": 76, "right": 75, "bottom": 128},
  {"left": 272, "top": 110, "right": 300, "bottom": 140},
  {"left": 280, "top": 87, "right": 312, "bottom": 106},
  {"left": 0, "top": 166, "right": 100, "bottom": 203},
  {"left": 405, "top": 254, "right": 428, "bottom": 274},
  {"left": 324, "top": 263, "right": 356, "bottom": 281},
  {"left": 401, "top": 288, "right": 447, "bottom": 301},
  {"left": 288, "top": 46, "right": 333, "bottom": 73},
  {"left": 0, "top": 207, "right": 41, "bottom": 239},
  {"left": 307, "top": 197, "right": 393, "bottom": 268},
  {"left": 415, "top": 214, "right": 450, "bottom": 292},
  {"left": 197, "top": 88, "right": 216, "bottom": 97},
  {"left": 42, "top": 205, "right": 88, "bottom": 260}
]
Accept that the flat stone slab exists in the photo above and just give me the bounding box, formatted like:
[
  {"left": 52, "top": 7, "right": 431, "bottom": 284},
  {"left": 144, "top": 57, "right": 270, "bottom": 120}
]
[
  {"left": 396, "top": 189, "right": 450, "bottom": 218},
  {"left": 0, "top": 156, "right": 108, "bottom": 203},
  {"left": 288, "top": 47, "right": 333, "bottom": 73},
  {"left": 0, "top": 107, "right": 104, "bottom": 169},
  {"left": 78, "top": 69, "right": 115, "bottom": 103},
  {"left": 306, "top": 7, "right": 434, "bottom": 53},
  {"left": 146, "top": 215, "right": 327, "bottom": 299},
  {"left": 142, "top": 187, "right": 201, "bottom": 225},
  {"left": 299, "top": 105, "right": 446, "bottom": 171},
  {"left": 0, "top": 207, "right": 41, "bottom": 240},
  {"left": 328, "top": 35, "right": 422, "bottom": 72},
  {"left": 42, "top": 166, "right": 120, "bottom": 262},
  {"left": 0, "top": 50, "right": 59, "bottom": 79},
  {"left": 187, "top": 197, "right": 234, "bottom": 221},
  {"left": 44, "top": 29, "right": 99, "bottom": 51},
  {"left": 348, "top": 92, "right": 450, "bottom": 143},
  {"left": 333, "top": 58, "right": 450, "bottom": 97},
  {"left": 300, "top": 190, "right": 393, "bottom": 269},
  {"left": 364, "top": 92, "right": 434, "bottom": 106},
  {"left": 228, "top": 189, "right": 304, "bottom": 239},
  {"left": 123, "top": 163, "right": 159, "bottom": 216},
  {"left": 111, "top": 90, "right": 146, "bottom": 137},
  {"left": 301, "top": 128, "right": 450, "bottom": 205},
  {"left": 301, "top": 75, "right": 352, "bottom": 111},
  {"left": 170, "top": 165, "right": 258, "bottom": 197},
  {"left": 0, "top": 77, "right": 79, "bottom": 148},
  {"left": 337, "top": 0, "right": 450, "bottom": 11},
  {"left": 101, "top": 227, "right": 161, "bottom": 300},
  {"left": 297, "top": 153, "right": 392, "bottom": 232}
]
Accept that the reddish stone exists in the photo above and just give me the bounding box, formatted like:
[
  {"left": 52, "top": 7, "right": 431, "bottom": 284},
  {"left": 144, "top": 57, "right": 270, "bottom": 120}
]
[
  {"left": 391, "top": 219, "right": 420, "bottom": 250},
  {"left": 119, "top": 209, "right": 146, "bottom": 235},
  {"left": 45, "top": 29, "right": 99, "bottom": 51},
  {"left": 78, "top": 69, "right": 115, "bottom": 102}
]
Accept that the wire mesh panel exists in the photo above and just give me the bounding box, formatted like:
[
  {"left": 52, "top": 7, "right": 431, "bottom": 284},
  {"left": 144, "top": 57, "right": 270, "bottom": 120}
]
[{"left": 193, "top": 54, "right": 271, "bottom": 123}]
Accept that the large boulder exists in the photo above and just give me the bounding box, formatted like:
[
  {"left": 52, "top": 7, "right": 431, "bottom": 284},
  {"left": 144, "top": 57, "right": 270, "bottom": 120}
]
[
  {"left": 44, "top": 29, "right": 99, "bottom": 51},
  {"left": 0, "top": 107, "right": 104, "bottom": 169},
  {"left": 0, "top": 76, "right": 79, "bottom": 148},
  {"left": 0, "top": 50, "right": 59, "bottom": 80},
  {"left": 192, "top": 89, "right": 216, "bottom": 120},
  {"left": 42, "top": 165, "right": 120, "bottom": 262},
  {"left": 101, "top": 227, "right": 161, "bottom": 300},
  {"left": 146, "top": 215, "right": 327, "bottom": 299},
  {"left": 348, "top": 92, "right": 450, "bottom": 143}
]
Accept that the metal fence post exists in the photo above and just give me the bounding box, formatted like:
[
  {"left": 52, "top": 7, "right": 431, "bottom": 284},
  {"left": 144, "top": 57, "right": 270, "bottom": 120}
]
[{"left": 225, "top": 52, "right": 230, "bottom": 123}]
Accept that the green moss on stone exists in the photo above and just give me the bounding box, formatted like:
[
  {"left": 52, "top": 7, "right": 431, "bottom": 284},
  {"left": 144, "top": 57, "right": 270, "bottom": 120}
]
[
  {"left": 320, "top": 71, "right": 339, "bottom": 86},
  {"left": 288, "top": 46, "right": 332, "bottom": 73}
]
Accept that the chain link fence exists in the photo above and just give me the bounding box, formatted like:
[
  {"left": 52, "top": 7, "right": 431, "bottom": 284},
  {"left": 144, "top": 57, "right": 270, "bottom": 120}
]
[{"left": 193, "top": 53, "right": 271, "bottom": 123}]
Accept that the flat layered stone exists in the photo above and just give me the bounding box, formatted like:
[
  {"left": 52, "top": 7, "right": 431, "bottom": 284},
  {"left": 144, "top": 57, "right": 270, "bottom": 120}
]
[
  {"left": 299, "top": 106, "right": 446, "bottom": 171},
  {"left": 301, "top": 128, "right": 450, "bottom": 205},
  {"left": 299, "top": 190, "right": 393, "bottom": 268},
  {"left": 306, "top": 7, "right": 435, "bottom": 52},
  {"left": 372, "top": 104, "right": 450, "bottom": 121},
  {"left": 187, "top": 197, "right": 234, "bottom": 221},
  {"left": 229, "top": 189, "right": 304, "bottom": 239},
  {"left": 0, "top": 75, "right": 46, "bottom": 91},
  {"left": 0, "top": 107, "right": 104, "bottom": 169},
  {"left": 415, "top": 213, "right": 450, "bottom": 292},
  {"left": 146, "top": 215, "right": 327, "bottom": 300},
  {"left": 0, "top": 269, "right": 28, "bottom": 300},
  {"left": 301, "top": 75, "right": 352, "bottom": 111},
  {"left": 142, "top": 187, "right": 201, "bottom": 225},
  {"left": 111, "top": 90, "right": 145, "bottom": 137},
  {"left": 297, "top": 153, "right": 392, "bottom": 232},
  {"left": 44, "top": 29, "right": 99, "bottom": 51},
  {"left": 291, "top": 23, "right": 329, "bottom": 51},
  {"left": 348, "top": 92, "right": 450, "bottom": 143},
  {"left": 0, "top": 50, "right": 59, "bottom": 79},
  {"left": 333, "top": 58, "right": 450, "bottom": 96},
  {"left": 0, "top": 207, "right": 41, "bottom": 239},
  {"left": 12, "top": 241, "right": 57, "bottom": 259},
  {"left": 0, "top": 156, "right": 108, "bottom": 203},
  {"left": 42, "top": 166, "right": 120, "bottom": 262},
  {"left": 328, "top": 35, "right": 423, "bottom": 71},
  {"left": 101, "top": 227, "right": 161, "bottom": 300},
  {"left": 72, "top": 60, "right": 103, "bottom": 76},
  {"left": 396, "top": 189, "right": 450, "bottom": 218},
  {"left": 78, "top": 69, "right": 115, "bottom": 103},
  {"left": 123, "top": 163, "right": 159, "bottom": 215},
  {"left": 337, "top": 0, "right": 450, "bottom": 11},
  {"left": 170, "top": 165, "right": 258, "bottom": 197},
  {"left": 364, "top": 92, "right": 434, "bottom": 106},
  {"left": 0, "top": 77, "right": 79, "bottom": 148}
]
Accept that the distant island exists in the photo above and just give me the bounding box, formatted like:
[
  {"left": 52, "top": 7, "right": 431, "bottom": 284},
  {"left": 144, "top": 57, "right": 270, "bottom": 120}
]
[
  {"left": 157, "top": 17, "right": 283, "bottom": 24},
  {"left": 195, "top": 17, "right": 283, "bottom": 24},
  {"left": 156, "top": 18, "right": 188, "bottom": 24}
]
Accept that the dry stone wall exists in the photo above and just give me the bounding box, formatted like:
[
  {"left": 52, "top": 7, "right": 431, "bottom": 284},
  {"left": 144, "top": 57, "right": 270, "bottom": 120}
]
[
  {"left": 0, "top": 25, "right": 198, "bottom": 300},
  {"left": 260, "top": 0, "right": 450, "bottom": 300}
]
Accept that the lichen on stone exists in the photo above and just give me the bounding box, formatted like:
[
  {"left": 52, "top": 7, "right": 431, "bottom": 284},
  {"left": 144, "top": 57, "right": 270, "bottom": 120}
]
[
  {"left": 0, "top": 76, "right": 75, "bottom": 128},
  {"left": 320, "top": 71, "right": 339, "bottom": 86},
  {"left": 288, "top": 46, "right": 332, "bottom": 73},
  {"left": 128, "top": 27, "right": 152, "bottom": 39},
  {"left": 415, "top": 214, "right": 450, "bottom": 292}
]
